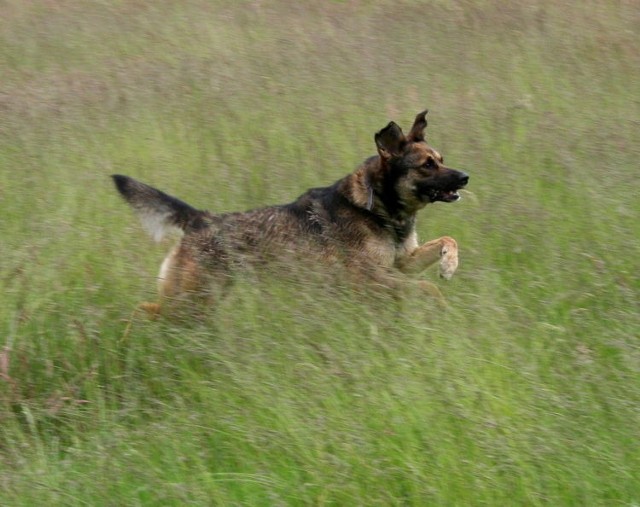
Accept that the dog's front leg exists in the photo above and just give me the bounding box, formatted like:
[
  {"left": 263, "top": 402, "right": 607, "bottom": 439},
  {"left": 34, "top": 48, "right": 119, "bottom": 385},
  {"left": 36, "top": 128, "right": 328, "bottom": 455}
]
[
  {"left": 360, "top": 266, "right": 445, "bottom": 304},
  {"left": 395, "top": 236, "right": 459, "bottom": 280}
]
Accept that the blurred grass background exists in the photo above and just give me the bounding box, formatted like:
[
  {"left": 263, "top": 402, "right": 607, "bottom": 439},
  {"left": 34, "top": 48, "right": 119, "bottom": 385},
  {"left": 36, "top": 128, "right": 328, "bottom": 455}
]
[{"left": 1, "top": 0, "right": 638, "bottom": 505}]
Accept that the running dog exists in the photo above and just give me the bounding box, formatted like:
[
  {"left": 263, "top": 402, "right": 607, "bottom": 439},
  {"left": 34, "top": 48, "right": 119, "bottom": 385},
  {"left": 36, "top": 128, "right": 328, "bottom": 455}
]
[{"left": 112, "top": 110, "right": 469, "bottom": 315}]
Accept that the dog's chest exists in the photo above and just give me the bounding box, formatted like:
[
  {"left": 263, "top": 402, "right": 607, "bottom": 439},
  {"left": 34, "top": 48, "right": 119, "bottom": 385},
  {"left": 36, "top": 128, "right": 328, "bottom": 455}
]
[{"left": 395, "top": 229, "right": 419, "bottom": 258}]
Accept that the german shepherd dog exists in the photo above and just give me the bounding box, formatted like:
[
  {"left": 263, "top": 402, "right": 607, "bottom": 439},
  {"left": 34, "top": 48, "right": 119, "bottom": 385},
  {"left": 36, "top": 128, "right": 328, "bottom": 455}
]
[{"left": 112, "top": 110, "right": 469, "bottom": 315}]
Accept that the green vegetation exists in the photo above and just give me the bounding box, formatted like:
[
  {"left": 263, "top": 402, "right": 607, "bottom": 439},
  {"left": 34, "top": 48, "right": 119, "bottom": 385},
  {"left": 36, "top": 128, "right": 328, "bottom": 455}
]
[{"left": 1, "top": 1, "right": 638, "bottom": 505}]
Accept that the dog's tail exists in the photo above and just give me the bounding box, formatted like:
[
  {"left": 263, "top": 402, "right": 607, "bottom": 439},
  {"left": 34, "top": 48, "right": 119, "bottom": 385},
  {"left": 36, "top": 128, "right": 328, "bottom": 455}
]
[{"left": 112, "top": 175, "right": 207, "bottom": 241}]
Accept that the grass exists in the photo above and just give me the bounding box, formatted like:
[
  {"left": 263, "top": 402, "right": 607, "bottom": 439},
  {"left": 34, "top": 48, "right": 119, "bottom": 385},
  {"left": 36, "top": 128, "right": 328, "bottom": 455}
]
[{"left": 1, "top": 0, "right": 639, "bottom": 505}]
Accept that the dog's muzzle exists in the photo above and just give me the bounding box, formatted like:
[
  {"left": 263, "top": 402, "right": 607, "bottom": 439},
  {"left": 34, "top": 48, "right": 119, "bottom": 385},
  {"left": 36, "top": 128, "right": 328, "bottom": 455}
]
[{"left": 430, "top": 170, "right": 469, "bottom": 203}]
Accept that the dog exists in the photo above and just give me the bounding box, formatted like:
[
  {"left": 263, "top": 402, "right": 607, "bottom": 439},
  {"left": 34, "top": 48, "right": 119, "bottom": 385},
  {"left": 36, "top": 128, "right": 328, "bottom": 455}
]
[{"left": 112, "top": 110, "right": 469, "bottom": 315}]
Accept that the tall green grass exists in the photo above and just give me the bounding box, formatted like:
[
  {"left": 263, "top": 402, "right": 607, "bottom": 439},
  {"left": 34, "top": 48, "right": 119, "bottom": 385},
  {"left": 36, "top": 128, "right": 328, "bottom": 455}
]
[{"left": 1, "top": 1, "right": 638, "bottom": 505}]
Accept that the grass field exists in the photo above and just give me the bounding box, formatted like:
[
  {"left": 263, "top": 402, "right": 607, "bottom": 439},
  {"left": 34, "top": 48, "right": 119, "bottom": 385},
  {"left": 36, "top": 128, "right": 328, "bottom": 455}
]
[{"left": 1, "top": 1, "right": 639, "bottom": 505}]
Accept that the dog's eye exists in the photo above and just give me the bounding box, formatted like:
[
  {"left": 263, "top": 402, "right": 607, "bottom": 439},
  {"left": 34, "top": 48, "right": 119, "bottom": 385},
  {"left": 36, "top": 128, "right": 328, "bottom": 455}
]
[{"left": 423, "top": 158, "right": 436, "bottom": 169}]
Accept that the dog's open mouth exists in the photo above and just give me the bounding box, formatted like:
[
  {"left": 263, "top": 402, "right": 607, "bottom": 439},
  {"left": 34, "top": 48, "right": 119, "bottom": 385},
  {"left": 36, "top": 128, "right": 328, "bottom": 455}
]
[
  {"left": 438, "top": 189, "right": 461, "bottom": 203},
  {"left": 428, "top": 188, "right": 463, "bottom": 203}
]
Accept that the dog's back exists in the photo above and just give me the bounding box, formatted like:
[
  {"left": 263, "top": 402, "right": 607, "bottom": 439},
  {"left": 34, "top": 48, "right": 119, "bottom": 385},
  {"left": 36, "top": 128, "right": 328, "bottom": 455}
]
[{"left": 113, "top": 173, "right": 377, "bottom": 262}]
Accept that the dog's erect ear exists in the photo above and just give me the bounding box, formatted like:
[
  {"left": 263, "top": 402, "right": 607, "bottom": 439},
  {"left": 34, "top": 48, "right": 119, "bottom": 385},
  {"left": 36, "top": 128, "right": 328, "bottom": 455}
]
[
  {"left": 375, "top": 122, "right": 406, "bottom": 160},
  {"left": 407, "top": 109, "right": 428, "bottom": 142}
]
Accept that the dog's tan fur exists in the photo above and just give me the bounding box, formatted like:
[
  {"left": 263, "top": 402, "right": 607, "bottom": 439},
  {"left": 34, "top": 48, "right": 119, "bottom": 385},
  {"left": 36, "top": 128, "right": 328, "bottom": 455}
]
[{"left": 113, "top": 110, "right": 469, "bottom": 315}]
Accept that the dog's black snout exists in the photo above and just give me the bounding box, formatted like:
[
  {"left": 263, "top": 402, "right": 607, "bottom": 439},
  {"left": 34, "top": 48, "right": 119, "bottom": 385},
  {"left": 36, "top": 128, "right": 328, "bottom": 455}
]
[{"left": 458, "top": 172, "right": 469, "bottom": 187}]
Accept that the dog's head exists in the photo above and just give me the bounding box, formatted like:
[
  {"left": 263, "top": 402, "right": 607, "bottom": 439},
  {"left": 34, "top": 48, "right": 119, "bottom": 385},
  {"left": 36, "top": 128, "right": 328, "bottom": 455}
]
[{"left": 370, "top": 110, "right": 469, "bottom": 215}]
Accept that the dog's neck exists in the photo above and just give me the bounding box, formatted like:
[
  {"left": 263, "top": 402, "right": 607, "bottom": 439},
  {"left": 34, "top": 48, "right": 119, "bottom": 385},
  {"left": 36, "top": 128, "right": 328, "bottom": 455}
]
[{"left": 346, "top": 160, "right": 417, "bottom": 243}]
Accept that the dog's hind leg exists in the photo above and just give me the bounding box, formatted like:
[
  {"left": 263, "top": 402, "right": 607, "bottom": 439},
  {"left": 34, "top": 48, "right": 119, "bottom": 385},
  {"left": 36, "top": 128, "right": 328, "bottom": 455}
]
[
  {"left": 142, "top": 242, "right": 232, "bottom": 318},
  {"left": 137, "top": 244, "right": 202, "bottom": 317},
  {"left": 135, "top": 247, "right": 179, "bottom": 318},
  {"left": 395, "top": 236, "right": 459, "bottom": 280}
]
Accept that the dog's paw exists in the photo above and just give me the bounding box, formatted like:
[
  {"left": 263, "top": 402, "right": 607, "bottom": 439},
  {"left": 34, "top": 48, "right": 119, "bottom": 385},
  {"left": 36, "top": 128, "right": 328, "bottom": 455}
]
[{"left": 439, "top": 237, "right": 458, "bottom": 280}]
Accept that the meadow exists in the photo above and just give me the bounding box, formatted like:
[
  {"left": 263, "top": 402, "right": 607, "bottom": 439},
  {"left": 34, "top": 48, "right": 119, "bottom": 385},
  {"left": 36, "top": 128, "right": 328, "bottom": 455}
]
[{"left": 1, "top": 1, "right": 638, "bottom": 505}]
